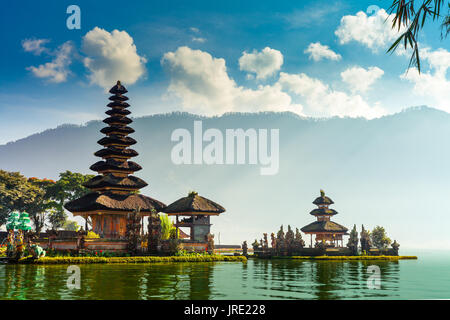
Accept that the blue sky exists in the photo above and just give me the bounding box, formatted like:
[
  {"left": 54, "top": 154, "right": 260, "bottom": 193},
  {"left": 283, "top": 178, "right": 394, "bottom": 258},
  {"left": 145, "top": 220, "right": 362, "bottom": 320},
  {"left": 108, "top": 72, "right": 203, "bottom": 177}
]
[{"left": 1, "top": 0, "right": 449, "bottom": 144}]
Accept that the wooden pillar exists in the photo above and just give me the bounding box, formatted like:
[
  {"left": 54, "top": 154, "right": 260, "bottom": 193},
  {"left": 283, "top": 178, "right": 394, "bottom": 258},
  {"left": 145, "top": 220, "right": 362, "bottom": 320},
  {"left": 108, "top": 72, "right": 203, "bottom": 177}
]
[
  {"left": 85, "top": 214, "right": 88, "bottom": 231},
  {"left": 310, "top": 234, "right": 312, "bottom": 248},
  {"left": 176, "top": 215, "right": 179, "bottom": 238}
]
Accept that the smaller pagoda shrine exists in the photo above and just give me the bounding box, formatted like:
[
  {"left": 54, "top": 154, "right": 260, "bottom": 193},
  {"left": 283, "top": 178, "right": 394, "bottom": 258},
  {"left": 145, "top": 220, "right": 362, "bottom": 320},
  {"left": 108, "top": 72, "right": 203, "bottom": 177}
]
[
  {"left": 301, "top": 190, "right": 348, "bottom": 248},
  {"left": 162, "top": 192, "right": 225, "bottom": 251}
]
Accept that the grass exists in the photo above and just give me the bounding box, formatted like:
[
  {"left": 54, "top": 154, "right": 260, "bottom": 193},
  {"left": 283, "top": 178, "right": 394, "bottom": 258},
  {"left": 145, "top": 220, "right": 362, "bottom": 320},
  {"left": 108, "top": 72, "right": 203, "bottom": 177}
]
[
  {"left": 17, "top": 255, "right": 247, "bottom": 265},
  {"left": 268, "top": 255, "right": 417, "bottom": 261}
]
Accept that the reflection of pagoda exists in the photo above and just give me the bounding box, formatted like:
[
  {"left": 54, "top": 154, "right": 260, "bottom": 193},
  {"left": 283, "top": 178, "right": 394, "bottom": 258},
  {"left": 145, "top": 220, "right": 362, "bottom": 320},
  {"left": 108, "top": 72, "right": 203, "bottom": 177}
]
[
  {"left": 64, "top": 81, "right": 166, "bottom": 239},
  {"left": 301, "top": 190, "right": 348, "bottom": 248}
]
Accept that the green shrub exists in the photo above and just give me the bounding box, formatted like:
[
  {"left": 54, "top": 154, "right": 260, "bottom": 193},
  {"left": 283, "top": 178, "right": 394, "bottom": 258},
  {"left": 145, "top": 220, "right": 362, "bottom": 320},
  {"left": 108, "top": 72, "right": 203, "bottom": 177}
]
[{"left": 18, "top": 255, "right": 247, "bottom": 265}]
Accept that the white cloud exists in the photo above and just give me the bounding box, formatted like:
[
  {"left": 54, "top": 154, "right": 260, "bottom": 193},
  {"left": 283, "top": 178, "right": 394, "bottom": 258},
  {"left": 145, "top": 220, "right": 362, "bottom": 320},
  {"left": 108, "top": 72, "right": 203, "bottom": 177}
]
[
  {"left": 401, "top": 47, "right": 450, "bottom": 112},
  {"left": 26, "top": 41, "right": 74, "bottom": 83},
  {"left": 239, "top": 47, "right": 284, "bottom": 80},
  {"left": 82, "top": 27, "right": 147, "bottom": 89},
  {"left": 304, "top": 42, "right": 342, "bottom": 61},
  {"left": 278, "top": 72, "right": 386, "bottom": 119},
  {"left": 340, "top": 66, "right": 384, "bottom": 93},
  {"left": 335, "top": 9, "right": 405, "bottom": 52},
  {"left": 22, "top": 39, "right": 50, "bottom": 55},
  {"left": 190, "top": 27, "right": 200, "bottom": 33},
  {"left": 161, "top": 46, "right": 302, "bottom": 115},
  {"left": 192, "top": 37, "right": 206, "bottom": 43}
]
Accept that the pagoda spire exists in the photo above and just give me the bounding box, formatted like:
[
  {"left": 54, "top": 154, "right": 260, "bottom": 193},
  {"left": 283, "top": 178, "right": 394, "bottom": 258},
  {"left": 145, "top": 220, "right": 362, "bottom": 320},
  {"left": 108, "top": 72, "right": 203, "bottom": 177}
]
[
  {"left": 64, "top": 81, "right": 166, "bottom": 239},
  {"left": 87, "top": 81, "right": 145, "bottom": 188}
]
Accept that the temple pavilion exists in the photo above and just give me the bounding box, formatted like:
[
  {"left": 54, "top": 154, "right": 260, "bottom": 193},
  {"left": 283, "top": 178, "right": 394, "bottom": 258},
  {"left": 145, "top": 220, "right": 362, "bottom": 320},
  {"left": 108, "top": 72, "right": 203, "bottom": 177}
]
[
  {"left": 162, "top": 192, "right": 225, "bottom": 243},
  {"left": 301, "top": 190, "right": 348, "bottom": 248},
  {"left": 64, "top": 81, "right": 166, "bottom": 239}
]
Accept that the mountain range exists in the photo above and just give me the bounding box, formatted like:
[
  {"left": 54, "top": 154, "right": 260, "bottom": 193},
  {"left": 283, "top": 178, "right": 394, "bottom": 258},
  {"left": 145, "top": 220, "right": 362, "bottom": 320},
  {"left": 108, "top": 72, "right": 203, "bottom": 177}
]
[{"left": 1, "top": 106, "right": 448, "bottom": 248}]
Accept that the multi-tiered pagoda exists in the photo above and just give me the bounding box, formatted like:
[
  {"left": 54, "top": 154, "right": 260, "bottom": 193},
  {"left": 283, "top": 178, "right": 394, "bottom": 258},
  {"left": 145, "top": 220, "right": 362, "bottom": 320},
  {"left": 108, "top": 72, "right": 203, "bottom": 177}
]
[
  {"left": 301, "top": 190, "right": 348, "bottom": 248},
  {"left": 64, "top": 81, "right": 166, "bottom": 239}
]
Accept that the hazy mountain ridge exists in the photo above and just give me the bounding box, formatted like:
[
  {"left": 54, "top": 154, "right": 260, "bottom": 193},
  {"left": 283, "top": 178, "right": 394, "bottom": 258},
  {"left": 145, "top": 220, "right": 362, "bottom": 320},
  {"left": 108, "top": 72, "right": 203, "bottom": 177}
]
[{"left": 0, "top": 106, "right": 449, "bottom": 247}]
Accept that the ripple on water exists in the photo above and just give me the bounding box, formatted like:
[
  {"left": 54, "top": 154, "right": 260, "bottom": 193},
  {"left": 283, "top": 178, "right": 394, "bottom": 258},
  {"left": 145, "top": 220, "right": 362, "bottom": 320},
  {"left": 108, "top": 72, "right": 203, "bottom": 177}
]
[{"left": 0, "top": 255, "right": 446, "bottom": 300}]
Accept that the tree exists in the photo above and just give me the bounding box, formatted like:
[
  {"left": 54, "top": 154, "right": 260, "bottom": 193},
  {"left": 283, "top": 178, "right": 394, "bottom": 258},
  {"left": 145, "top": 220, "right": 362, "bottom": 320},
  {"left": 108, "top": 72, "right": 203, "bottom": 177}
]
[
  {"left": 27, "top": 177, "right": 58, "bottom": 234},
  {"left": 285, "top": 225, "right": 295, "bottom": 255},
  {"left": 371, "top": 226, "right": 392, "bottom": 249},
  {"left": 46, "top": 171, "right": 94, "bottom": 229},
  {"left": 276, "top": 225, "right": 285, "bottom": 254},
  {"left": 63, "top": 220, "right": 80, "bottom": 231},
  {"left": 0, "top": 171, "right": 43, "bottom": 226},
  {"left": 360, "top": 225, "right": 372, "bottom": 253},
  {"left": 159, "top": 213, "right": 177, "bottom": 240},
  {"left": 347, "top": 224, "right": 359, "bottom": 255},
  {"left": 294, "top": 228, "right": 305, "bottom": 250},
  {"left": 388, "top": 0, "right": 450, "bottom": 72}
]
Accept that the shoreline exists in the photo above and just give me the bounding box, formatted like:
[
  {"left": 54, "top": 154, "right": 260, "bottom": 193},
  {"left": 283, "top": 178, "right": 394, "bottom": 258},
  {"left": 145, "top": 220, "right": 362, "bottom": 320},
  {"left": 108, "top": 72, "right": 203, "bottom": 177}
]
[
  {"left": 6, "top": 255, "right": 419, "bottom": 265},
  {"left": 13, "top": 255, "right": 247, "bottom": 265},
  {"left": 252, "top": 255, "right": 418, "bottom": 261}
]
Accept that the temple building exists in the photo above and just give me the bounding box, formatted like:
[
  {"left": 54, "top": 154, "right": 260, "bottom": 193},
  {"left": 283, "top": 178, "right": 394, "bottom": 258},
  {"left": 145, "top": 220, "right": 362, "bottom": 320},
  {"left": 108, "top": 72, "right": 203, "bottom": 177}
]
[
  {"left": 301, "top": 190, "right": 348, "bottom": 248},
  {"left": 64, "top": 81, "right": 166, "bottom": 239},
  {"left": 162, "top": 192, "right": 225, "bottom": 250}
]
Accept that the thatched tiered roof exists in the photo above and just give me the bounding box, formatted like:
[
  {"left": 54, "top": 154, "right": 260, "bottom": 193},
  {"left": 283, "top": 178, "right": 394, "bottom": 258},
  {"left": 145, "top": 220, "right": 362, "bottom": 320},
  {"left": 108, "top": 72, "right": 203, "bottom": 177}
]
[
  {"left": 309, "top": 208, "right": 338, "bottom": 216},
  {"left": 64, "top": 81, "right": 165, "bottom": 215},
  {"left": 301, "top": 221, "right": 348, "bottom": 233},
  {"left": 301, "top": 190, "right": 348, "bottom": 235},
  {"left": 162, "top": 191, "right": 225, "bottom": 215},
  {"left": 313, "top": 189, "right": 334, "bottom": 205},
  {"left": 64, "top": 192, "right": 165, "bottom": 214}
]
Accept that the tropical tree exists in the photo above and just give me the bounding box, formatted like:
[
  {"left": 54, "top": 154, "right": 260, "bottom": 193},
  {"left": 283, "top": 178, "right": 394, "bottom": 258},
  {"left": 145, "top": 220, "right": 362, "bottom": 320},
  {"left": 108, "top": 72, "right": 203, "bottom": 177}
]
[
  {"left": 371, "top": 226, "right": 392, "bottom": 249},
  {"left": 63, "top": 220, "right": 80, "bottom": 231},
  {"left": 46, "top": 171, "right": 94, "bottom": 229},
  {"left": 388, "top": 0, "right": 450, "bottom": 72},
  {"left": 27, "top": 177, "right": 58, "bottom": 233},
  {"left": 294, "top": 228, "right": 305, "bottom": 250},
  {"left": 347, "top": 224, "right": 359, "bottom": 255},
  {"left": 285, "top": 225, "right": 295, "bottom": 254},
  {"left": 159, "top": 213, "right": 177, "bottom": 240},
  {"left": 0, "top": 170, "right": 43, "bottom": 226}
]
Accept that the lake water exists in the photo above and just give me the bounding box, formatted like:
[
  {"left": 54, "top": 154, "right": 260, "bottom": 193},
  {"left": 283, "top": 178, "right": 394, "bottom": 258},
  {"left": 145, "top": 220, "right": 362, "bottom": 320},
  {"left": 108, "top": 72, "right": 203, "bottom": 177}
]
[{"left": 1, "top": 250, "right": 449, "bottom": 300}]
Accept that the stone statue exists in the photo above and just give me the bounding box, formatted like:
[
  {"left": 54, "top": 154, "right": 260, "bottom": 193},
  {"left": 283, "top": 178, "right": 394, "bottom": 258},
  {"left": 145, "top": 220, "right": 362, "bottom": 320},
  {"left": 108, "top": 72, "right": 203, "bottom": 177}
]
[
  {"left": 206, "top": 233, "right": 215, "bottom": 254},
  {"left": 391, "top": 240, "right": 400, "bottom": 256},
  {"left": 126, "top": 208, "right": 142, "bottom": 254},
  {"left": 252, "top": 239, "right": 260, "bottom": 251},
  {"left": 242, "top": 241, "right": 248, "bottom": 256},
  {"left": 147, "top": 210, "right": 162, "bottom": 254},
  {"left": 6, "top": 229, "right": 15, "bottom": 258}
]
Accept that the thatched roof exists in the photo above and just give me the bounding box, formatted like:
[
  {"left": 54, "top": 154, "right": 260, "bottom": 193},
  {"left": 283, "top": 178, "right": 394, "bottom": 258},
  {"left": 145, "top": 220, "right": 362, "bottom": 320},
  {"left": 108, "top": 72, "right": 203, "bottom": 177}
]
[
  {"left": 162, "top": 191, "right": 225, "bottom": 214},
  {"left": 107, "top": 101, "right": 130, "bottom": 108},
  {"left": 106, "top": 108, "right": 131, "bottom": 116},
  {"left": 310, "top": 208, "right": 338, "bottom": 216},
  {"left": 103, "top": 116, "right": 132, "bottom": 125},
  {"left": 64, "top": 191, "right": 166, "bottom": 214},
  {"left": 90, "top": 160, "right": 142, "bottom": 173},
  {"left": 301, "top": 220, "right": 348, "bottom": 233},
  {"left": 313, "top": 190, "right": 334, "bottom": 205},
  {"left": 94, "top": 147, "right": 138, "bottom": 158},
  {"left": 108, "top": 95, "right": 128, "bottom": 102},
  {"left": 109, "top": 81, "right": 128, "bottom": 94},
  {"left": 100, "top": 126, "right": 135, "bottom": 135},
  {"left": 97, "top": 135, "right": 136, "bottom": 147},
  {"left": 83, "top": 174, "right": 147, "bottom": 190}
]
